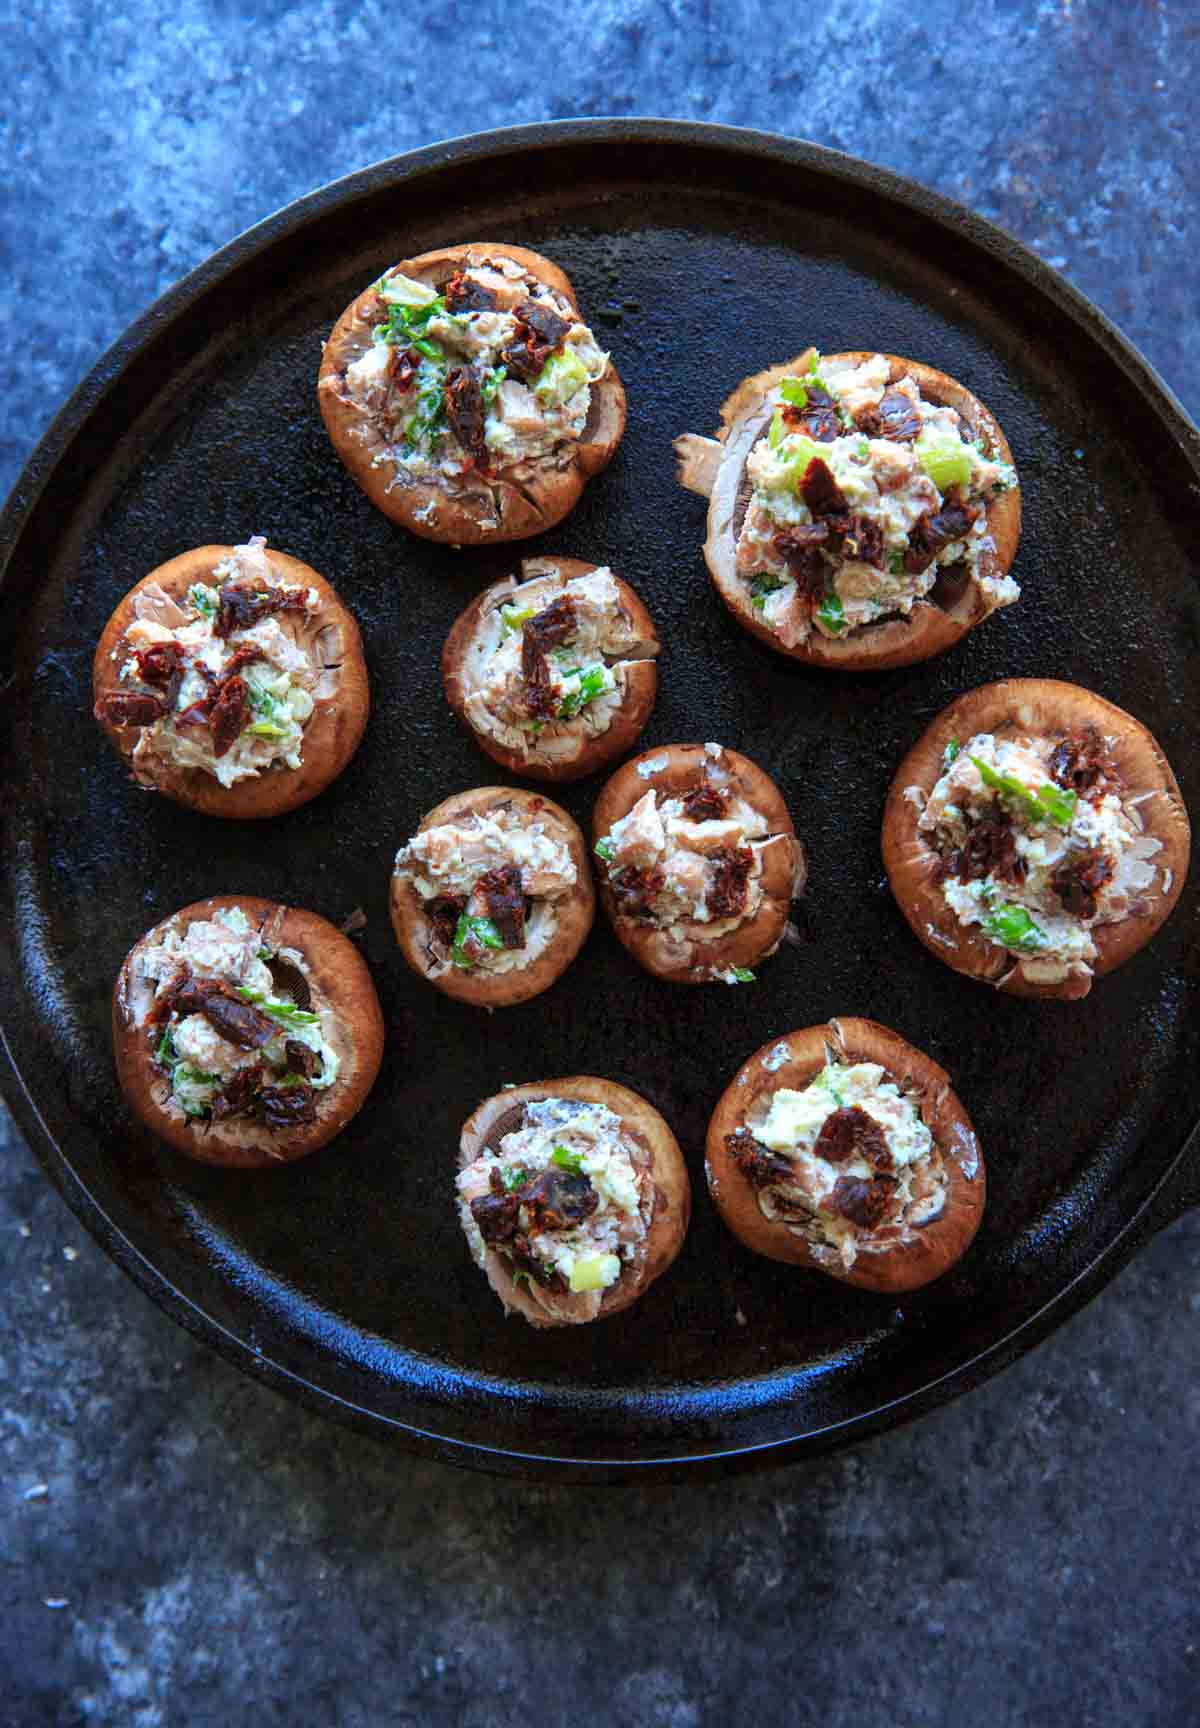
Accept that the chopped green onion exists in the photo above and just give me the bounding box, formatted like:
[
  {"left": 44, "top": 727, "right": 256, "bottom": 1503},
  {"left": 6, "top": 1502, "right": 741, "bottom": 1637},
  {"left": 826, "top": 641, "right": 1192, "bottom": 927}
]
[
  {"left": 258, "top": 947, "right": 273, "bottom": 960},
  {"left": 501, "top": 1165, "right": 530, "bottom": 1192},
  {"left": 1034, "top": 782, "right": 1078, "bottom": 827},
  {"left": 779, "top": 433, "right": 826, "bottom": 489},
  {"left": 450, "top": 913, "right": 505, "bottom": 970},
  {"left": 914, "top": 427, "right": 972, "bottom": 494},
  {"left": 731, "top": 967, "right": 755, "bottom": 983},
  {"left": 187, "top": 583, "right": 217, "bottom": 620},
  {"left": 247, "top": 720, "right": 290, "bottom": 740},
  {"left": 816, "top": 588, "right": 847, "bottom": 635},
  {"left": 981, "top": 903, "right": 1046, "bottom": 953},
  {"left": 377, "top": 272, "right": 440, "bottom": 310},
  {"left": 481, "top": 365, "right": 506, "bottom": 405},
  {"left": 551, "top": 1145, "right": 585, "bottom": 1174},
  {"left": 856, "top": 437, "right": 870, "bottom": 460},
  {"left": 750, "top": 574, "right": 784, "bottom": 613},
  {"left": 943, "top": 737, "right": 961, "bottom": 767},
  {"left": 594, "top": 836, "right": 615, "bottom": 863},
  {"left": 888, "top": 549, "right": 906, "bottom": 575},
  {"left": 411, "top": 335, "right": 441, "bottom": 360},
  {"left": 558, "top": 664, "right": 609, "bottom": 720},
  {"left": 154, "top": 1026, "right": 175, "bottom": 1067},
  {"left": 235, "top": 987, "right": 321, "bottom": 1025},
  {"left": 768, "top": 407, "right": 786, "bottom": 451},
  {"left": 534, "top": 348, "right": 590, "bottom": 406},
  {"left": 779, "top": 377, "right": 809, "bottom": 408},
  {"left": 499, "top": 603, "right": 534, "bottom": 636},
  {"left": 970, "top": 757, "right": 1077, "bottom": 828}
]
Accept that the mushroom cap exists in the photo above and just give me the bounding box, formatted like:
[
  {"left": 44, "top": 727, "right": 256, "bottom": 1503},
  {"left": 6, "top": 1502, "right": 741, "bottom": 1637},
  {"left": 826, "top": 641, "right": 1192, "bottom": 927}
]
[
  {"left": 458, "top": 1075, "right": 690, "bottom": 1327},
  {"left": 92, "top": 544, "right": 368, "bottom": 819},
  {"left": 705, "top": 1017, "right": 985, "bottom": 1293},
  {"left": 882, "top": 677, "right": 1191, "bottom": 1000},
  {"left": 441, "top": 557, "right": 659, "bottom": 782},
  {"left": 592, "top": 742, "right": 805, "bottom": 984},
  {"left": 675, "top": 349, "right": 1020, "bottom": 670},
  {"left": 318, "top": 243, "right": 626, "bottom": 545},
  {"left": 390, "top": 786, "right": 595, "bottom": 1007},
  {"left": 112, "top": 895, "right": 384, "bottom": 1168}
]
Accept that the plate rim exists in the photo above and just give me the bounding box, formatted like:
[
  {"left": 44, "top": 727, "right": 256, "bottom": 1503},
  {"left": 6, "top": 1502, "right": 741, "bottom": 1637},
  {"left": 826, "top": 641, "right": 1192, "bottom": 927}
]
[{"left": 2, "top": 117, "right": 1197, "bottom": 1478}]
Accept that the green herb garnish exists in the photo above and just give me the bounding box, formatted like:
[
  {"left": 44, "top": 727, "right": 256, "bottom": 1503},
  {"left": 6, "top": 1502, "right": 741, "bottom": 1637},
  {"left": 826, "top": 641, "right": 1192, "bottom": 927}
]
[
  {"left": 888, "top": 549, "right": 906, "bottom": 575},
  {"left": 816, "top": 588, "right": 847, "bottom": 635},
  {"left": 943, "top": 737, "right": 961, "bottom": 767},
  {"left": 500, "top": 603, "right": 534, "bottom": 636},
  {"left": 980, "top": 903, "right": 1046, "bottom": 954},
  {"left": 750, "top": 574, "right": 784, "bottom": 614},
  {"left": 187, "top": 583, "right": 217, "bottom": 620},
  {"left": 551, "top": 1146, "right": 585, "bottom": 1174},
  {"left": 450, "top": 913, "right": 505, "bottom": 971},
  {"left": 247, "top": 720, "right": 290, "bottom": 740},
  {"left": 594, "top": 837, "right": 615, "bottom": 863},
  {"left": 558, "top": 665, "right": 609, "bottom": 720},
  {"left": 235, "top": 987, "right": 321, "bottom": 1026},
  {"left": 501, "top": 1165, "right": 530, "bottom": 1192},
  {"left": 481, "top": 366, "right": 506, "bottom": 405},
  {"left": 970, "top": 757, "right": 1077, "bottom": 828},
  {"left": 779, "top": 377, "right": 809, "bottom": 408},
  {"left": 731, "top": 967, "right": 755, "bottom": 983}
]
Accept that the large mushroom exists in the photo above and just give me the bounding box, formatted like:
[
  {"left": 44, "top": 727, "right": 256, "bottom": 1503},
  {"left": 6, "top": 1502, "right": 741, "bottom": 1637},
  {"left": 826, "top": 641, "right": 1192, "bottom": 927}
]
[
  {"left": 391, "top": 786, "right": 595, "bottom": 1008},
  {"left": 457, "top": 1076, "right": 690, "bottom": 1327},
  {"left": 319, "top": 243, "right": 626, "bottom": 544},
  {"left": 676, "top": 349, "right": 1020, "bottom": 670},
  {"left": 92, "top": 540, "right": 368, "bottom": 819},
  {"left": 882, "top": 678, "right": 1190, "bottom": 1000},
  {"left": 113, "top": 896, "right": 384, "bottom": 1168},
  {"left": 442, "top": 556, "right": 659, "bottom": 782},
  {"left": 705, "top": 1018, "right": 985, "bottom": 1294},
  {"left": 592, "top": 742, "right": 805, "bottom": 985}
]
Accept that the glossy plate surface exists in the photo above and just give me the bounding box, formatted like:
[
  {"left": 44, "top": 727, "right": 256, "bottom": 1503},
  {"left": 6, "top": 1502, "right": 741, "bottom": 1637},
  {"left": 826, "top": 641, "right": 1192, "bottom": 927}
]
[{"left": 1, "top": 122, "right": 1197, "bottom": 1478}]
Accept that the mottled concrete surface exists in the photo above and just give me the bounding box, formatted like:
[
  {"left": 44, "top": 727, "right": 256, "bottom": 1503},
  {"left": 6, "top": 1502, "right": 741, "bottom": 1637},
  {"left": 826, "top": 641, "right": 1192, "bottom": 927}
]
[{"left": 2, "top": 1, "right": 1198, "bottom": 1723}]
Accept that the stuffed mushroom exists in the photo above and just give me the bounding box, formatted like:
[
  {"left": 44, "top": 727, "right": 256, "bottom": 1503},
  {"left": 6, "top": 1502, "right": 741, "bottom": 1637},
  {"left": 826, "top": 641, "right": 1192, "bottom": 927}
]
[
  {"left": 441, "top": 557, "right": 659, "bottom": 781},
  {"left": 319, "top": 243, "right": 626, "bottom": 544},
  {"left": 592, "top": 743, "right": 805, "bottom": 985},
  {"left": 675, "top": 348, "right": 1020, "bottom": 669},
  {"left": 113, "top": 896, "right": 384, "bottom": 1168},
  {"left": 706, "top": 1018, "right": 984, "bottom": 1293},
  {"left": 391, "top": 787, "right": 594, "bottom": 1007},
  {"left": 92, "top": 537, "right": 368, "bottom": 818},
  {"left": 882, "top": 679, "right": 1190, "bottom": 1000},
  {"left": 456, "top": 1076, "right": 690, "bottom": 1327}
]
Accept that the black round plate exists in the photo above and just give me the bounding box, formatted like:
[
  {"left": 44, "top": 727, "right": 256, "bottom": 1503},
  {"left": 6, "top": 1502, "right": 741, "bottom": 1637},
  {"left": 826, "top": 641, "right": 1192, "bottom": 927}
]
[{"left": 1, "top": 122, "right": 1197, "bottom": 1479}]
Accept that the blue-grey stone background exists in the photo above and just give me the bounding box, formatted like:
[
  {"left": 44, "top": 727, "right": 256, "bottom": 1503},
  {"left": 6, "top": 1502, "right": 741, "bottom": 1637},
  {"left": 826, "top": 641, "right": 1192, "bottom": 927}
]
[{"left": 2, "top": 2, "right": 1197, "bottom": 1723}]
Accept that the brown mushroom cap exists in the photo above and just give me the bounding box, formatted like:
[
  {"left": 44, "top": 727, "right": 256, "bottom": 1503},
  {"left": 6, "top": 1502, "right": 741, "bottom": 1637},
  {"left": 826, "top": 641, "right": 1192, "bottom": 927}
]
[
  {"left": 675, "top": 349, "right": 1021, "bottom": 671},
  {"left": 112, "top": 895, "right": 385, "bottom": 1169},
  {"left": 92, "top": 545, "right": 369, "bottom": 819},
  {"left": 591, "top": 743, "right": 805, "bottom": 984},
  {"left": 318, "top": 243, "right": 627, "bottom": 545},
  {"left": 458, "top": 1075, "right": 691, "bottom": 1327},
  {"left": 441, "top": 557, "right": 660, "bottom": 782},
  {"left": 882, "top": 677, "right": 1191, "bottom": 1000},
  {"left": 390, "top": 786, "right": 595, "bottom": 1007},
  {"left": 705, "top": 1017, "right": 985, "bottom": 1293}
]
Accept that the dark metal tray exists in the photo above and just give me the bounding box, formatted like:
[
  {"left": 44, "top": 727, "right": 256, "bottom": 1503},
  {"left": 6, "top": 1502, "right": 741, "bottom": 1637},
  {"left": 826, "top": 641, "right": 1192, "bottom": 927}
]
[{"left": 1, "top": 121, "right": 1196, "bottom": 1480}]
